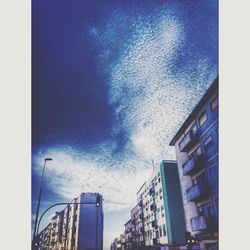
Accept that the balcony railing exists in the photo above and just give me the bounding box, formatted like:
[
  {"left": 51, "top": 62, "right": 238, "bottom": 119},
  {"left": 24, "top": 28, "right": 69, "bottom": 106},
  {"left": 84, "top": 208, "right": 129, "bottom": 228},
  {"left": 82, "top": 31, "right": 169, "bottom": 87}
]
[
  {"left": 151, "top": 220, "right": 158, "bottom": 229},
  {"left": 182, "top": 155, "right": 204, "bottom": 175},
  {"left": 179, "top": 130, "right": 198, "bottom": 152},
  {"left": 186, "top": 182, "right": 209, "bottom": 202},
  {"left": 191, "top": 215, "right": 207, "bottom": 231},
  {"left": 150, "top": 204, "right": 156, "bottom": 211},
  {"left": 138, "top": 199, "right": 143, "bottom": 207},
  {"left": 149, "top": 187, "right": 155, "bottom": 196}
]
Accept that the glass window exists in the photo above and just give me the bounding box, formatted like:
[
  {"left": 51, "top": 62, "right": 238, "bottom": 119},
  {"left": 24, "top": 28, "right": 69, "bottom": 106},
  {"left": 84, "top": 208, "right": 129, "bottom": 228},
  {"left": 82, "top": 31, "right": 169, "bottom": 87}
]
[
  {"left": 198, "top": 111, "right": 208, "bottom": 126},
  {"left": 210, "top": 95, "right": 218, "bottom": 111},
  {"left": 203, "top": 136, "right": 213, "bottom": 151}
]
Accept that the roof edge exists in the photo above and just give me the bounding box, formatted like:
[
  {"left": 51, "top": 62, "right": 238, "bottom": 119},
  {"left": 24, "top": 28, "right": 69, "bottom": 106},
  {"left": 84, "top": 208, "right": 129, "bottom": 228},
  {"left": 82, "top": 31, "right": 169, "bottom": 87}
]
[{"left": 169, "top": 76, "right": 218, "bottom": 146}]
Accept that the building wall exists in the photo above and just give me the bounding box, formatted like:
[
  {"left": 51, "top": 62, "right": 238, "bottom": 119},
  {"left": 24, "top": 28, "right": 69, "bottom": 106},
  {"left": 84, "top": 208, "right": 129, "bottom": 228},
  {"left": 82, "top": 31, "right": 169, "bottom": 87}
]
[
  {"left": 124, "top": 219, "right": 133, "bottom": 249},
  {"left": 171, "top": 78, "right": 218, "bottom": 248},
  {"left": 160, "top": 161, "right": 186, "bottom": 246},
  {"left": 139, "top": 166, "right": 168, "bottom": 246},
  {"left": 111, "top": 235, "right": 126, "bottom": 250},
  {"left": 78, "top": 193, "right": 103, "bottom": 250},
  {"left": 130, "top": 205, "right": 140, "bottom": 248},
  {"left": 136, "top": 183, "right": 146, "bottom": 247},
  {"left": 134, "top": 161, "right": 185, "bottom": 248}
]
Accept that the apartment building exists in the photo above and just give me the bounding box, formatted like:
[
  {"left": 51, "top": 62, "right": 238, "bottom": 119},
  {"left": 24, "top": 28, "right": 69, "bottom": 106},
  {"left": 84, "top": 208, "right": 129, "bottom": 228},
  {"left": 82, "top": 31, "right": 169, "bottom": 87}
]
[
  {"left": 36, "top": 192, "right": 103, "bottom": 250},
  {"left": 124, "top": 219, "right": 133, "bottom": 249},
  {"left": 169, "top": 77, "right": 219, "bottom": 250},
  {"left": 130, "top": 204, "right": 140, "bottom": 248},
  {"left": 50, "top": 211, "right": 64, "bottom": 249},
  {"left": 137, "top": 161, "right": 186, "bottom": 249},
  {"left": 110, "top": 234, "right": 126, "bottom": 250},
  {"left": 136, "top": 183, "right": 146, "bottom": 248}
]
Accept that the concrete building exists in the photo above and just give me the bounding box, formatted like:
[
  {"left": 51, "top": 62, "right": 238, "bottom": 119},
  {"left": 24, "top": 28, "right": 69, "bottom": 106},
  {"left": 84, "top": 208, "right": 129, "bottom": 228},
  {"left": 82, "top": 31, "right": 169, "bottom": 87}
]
[
  {"left": 37, "top": 223, "right": 52, "bottom": 250},
  {"left": 124, "top": 219, "right": 133, "bottom": 249},
  {"left": 130, "top": 204, "right": 140, "bottom": 249},
  {"left": 136, "top": 183, "right": 146, "bottom": 248},
  {"left": 137, "top": 161, "right": 186, "bottom": 249},
  {"left": 50, "top": 211, "right": 64, "bottom": 249},
  {"left": 169, "top": 77, "right": 219, "bottom": 249},
  {"left": 37, "top": 192, "right": 103, "bottom": 250},
  {"left": 110, "top": 234, "right": 126, "bottom": 250}
]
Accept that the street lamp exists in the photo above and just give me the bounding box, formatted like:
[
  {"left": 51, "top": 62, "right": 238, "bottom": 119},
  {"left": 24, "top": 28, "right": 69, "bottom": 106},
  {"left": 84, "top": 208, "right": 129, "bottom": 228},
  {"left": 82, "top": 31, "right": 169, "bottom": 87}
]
[{"left": 33, "top": 158, "right": 53, "bottom": 243}]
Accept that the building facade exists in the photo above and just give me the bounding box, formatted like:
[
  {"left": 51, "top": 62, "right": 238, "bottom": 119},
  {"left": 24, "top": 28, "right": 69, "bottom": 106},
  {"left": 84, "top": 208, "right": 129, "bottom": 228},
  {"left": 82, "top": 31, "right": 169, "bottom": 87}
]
[
  {"left": 36, "top": 192, "right": 103, "bottom": 250},
  {"left": 110, "top": 234, "right": 126, "bottom": 250},
  {"left": 124, "top": 219, "right": 133, "bottom": 249},
  {"left": 130, "top": 204, "right": 140, "bottom": 249},
  {"left": 169, "top": 77, "right": 219, "bottom": 250},
  {"left": 137, "top": 161, "right": 186, "bottom": 248},
  {"left": 136, "top": 183, "right": 146, "bottom": 248}
]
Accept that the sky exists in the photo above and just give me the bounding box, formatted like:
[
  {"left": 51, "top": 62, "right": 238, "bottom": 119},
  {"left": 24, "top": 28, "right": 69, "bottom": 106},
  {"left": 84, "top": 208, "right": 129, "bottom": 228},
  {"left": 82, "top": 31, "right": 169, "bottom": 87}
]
[{"left": 32, "top": 0, "right": 218, "bottom": 249}]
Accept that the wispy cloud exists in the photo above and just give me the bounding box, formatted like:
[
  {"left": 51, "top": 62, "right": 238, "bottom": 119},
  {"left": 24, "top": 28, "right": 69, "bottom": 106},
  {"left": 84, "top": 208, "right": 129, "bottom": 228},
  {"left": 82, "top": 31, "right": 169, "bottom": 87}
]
[{"left": 33, "top": 145, "right": 151, "bottom": 212}]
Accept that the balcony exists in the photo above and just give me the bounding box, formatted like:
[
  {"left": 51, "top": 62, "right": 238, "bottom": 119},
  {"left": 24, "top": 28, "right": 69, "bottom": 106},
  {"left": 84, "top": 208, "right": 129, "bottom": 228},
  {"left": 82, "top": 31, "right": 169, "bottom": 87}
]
[
  {"left": 182, "top": 155, "right": 204, "bottom": 175},
  {"left": 151, "top": 220, "right": 158, "bottom": 229},
  {"left": 186, "top": 182, "right": 209, "bottom": 202},
  {"left": 179, "top": 130, "right": 198, "bottom": 152},
  {"left": 149, "top": 187, "right": 155, "bottom": 196},
  {"left": 191, "top": 215, "right": 207, "bottom": 231},
  {"left": 138, "top": 199, "right": 143, "bottom": 207},
  {"left": 150, "top": 204, "right": 156, "bottom": 211}
]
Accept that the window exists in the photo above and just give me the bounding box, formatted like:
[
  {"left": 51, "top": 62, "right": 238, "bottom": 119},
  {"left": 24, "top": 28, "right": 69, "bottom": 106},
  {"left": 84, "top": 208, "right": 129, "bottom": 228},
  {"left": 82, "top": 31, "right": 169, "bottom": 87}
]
[
  {"left": 159, "top": 225, "right": 162, "bottom": 237},
  {"left": 198, "top": 111, "right": 208, "bottom": 126},
  {"left": 203, "top": 136, "right": 213, "bottom": 151},
  {"left": 210, "top": 95, "right": 218, "bottom": 111},
  {"left": 163, "top": 224, "right": 167, "bottom": 236}
]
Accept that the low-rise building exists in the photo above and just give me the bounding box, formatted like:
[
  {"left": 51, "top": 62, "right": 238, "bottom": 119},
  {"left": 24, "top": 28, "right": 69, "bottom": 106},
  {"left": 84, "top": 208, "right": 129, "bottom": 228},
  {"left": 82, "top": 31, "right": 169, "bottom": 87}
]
[{"left": 169, "top": 76, "right": 219, "bottom": 249}]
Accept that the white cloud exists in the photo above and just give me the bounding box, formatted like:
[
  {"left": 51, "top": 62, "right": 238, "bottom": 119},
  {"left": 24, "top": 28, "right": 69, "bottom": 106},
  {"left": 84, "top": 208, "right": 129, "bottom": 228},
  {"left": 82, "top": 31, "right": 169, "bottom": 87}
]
[{"left": 33, "top": 145, "right": 151, "bottom": 212}]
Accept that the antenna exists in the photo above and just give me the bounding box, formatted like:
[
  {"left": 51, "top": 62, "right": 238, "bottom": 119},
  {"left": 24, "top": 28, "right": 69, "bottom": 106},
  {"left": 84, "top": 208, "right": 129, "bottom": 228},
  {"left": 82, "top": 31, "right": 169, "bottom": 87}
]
[{"left": 152, "top": 160, "right": 155, "bottom": 171}]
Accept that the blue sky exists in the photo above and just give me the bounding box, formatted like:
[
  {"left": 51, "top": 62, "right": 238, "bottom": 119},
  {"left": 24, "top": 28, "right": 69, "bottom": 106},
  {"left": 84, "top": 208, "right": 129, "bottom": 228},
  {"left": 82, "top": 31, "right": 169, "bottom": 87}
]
[{"left": 32, "top": 0, "right": 218, "bottom": 249}]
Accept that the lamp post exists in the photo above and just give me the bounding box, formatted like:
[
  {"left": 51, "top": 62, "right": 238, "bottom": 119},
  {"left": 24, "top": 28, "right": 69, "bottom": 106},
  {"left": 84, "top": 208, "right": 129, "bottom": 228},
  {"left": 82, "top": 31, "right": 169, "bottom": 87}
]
[{"left": 33, "top": 158, "right": 53, "bottom": 244}]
